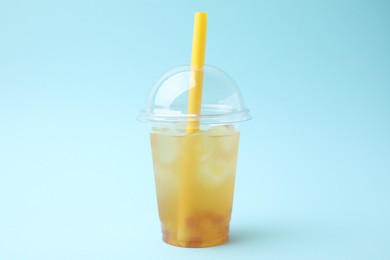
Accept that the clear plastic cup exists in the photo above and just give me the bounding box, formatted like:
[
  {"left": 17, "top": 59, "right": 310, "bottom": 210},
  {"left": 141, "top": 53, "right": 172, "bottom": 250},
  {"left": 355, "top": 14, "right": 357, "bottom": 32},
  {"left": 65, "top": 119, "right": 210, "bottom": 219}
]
[{"left": 138, "top": 65, "right": 251, "bottom": 247}]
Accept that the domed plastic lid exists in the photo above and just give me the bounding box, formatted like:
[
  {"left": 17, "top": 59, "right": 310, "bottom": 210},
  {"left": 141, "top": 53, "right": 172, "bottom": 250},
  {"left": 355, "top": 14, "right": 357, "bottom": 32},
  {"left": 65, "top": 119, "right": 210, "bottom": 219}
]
[{"left": 138, "top": 65, "right": 251, "bottom": 125}]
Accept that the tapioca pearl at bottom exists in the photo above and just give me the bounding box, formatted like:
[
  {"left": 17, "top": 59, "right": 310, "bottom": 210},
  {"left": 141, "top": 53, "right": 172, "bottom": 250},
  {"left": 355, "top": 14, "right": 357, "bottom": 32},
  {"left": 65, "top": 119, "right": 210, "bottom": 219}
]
[{"left": 185, "top": 212, "right": 228, "bottom": 230}]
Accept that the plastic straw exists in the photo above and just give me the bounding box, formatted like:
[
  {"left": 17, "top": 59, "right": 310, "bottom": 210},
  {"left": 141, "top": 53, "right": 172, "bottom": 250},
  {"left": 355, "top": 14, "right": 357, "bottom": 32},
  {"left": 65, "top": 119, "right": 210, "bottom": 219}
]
[
  {"left": 186, "top": 12, "right": 208, "bottom": 133},
  {"left": 177, "top": 12, "right": 207, "bottom": 245}
]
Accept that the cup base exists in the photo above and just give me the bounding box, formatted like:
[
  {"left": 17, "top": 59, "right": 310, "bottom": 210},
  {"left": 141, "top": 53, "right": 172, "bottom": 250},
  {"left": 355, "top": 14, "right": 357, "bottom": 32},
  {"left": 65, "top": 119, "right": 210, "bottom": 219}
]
[
  {"left": 161, "top": 224, "right": 230, "bottom": 248},
  {"left": 163, "top": 235, "right": 229, "bottom": 248}
]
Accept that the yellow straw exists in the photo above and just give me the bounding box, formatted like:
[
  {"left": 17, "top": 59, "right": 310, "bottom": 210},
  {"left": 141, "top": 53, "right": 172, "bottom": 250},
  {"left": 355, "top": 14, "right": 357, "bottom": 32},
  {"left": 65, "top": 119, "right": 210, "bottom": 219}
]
[
  {"left": 186, "top": 12, "right": 208, "bottom": 133},
  {"left": 177, "top": 12, "right": 207, "bottom": 245}
]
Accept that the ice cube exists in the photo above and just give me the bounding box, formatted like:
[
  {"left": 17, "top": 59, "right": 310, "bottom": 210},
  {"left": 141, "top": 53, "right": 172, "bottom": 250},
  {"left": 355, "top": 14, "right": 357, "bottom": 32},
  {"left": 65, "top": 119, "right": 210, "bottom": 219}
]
[
  {"left": 198, "top": 160, "right": 230, "bottom": 188},
  {"left": 151, "top": 126, "right": 185, "bottom": 136},
  {"left": 206, "top": 125, "right": 237, "bottom": 136},
  {"left": 180, "top": 135, "right": 212, "bottom": 162},
  {"left": 151, "top": 134, "right": 178, "bottom": 164}
]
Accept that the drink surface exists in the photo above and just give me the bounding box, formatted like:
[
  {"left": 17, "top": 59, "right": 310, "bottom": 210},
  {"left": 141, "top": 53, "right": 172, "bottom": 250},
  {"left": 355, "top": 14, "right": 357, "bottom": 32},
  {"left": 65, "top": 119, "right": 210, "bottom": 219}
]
[{"left": 150, "top": 125, "right": 240, "bottom": 247}]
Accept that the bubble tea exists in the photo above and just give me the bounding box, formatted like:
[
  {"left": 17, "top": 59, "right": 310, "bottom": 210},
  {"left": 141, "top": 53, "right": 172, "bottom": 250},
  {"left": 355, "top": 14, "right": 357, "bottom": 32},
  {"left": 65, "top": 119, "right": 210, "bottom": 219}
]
[{"left": 138, "top": 66, "right": 251, "bottom": 247}]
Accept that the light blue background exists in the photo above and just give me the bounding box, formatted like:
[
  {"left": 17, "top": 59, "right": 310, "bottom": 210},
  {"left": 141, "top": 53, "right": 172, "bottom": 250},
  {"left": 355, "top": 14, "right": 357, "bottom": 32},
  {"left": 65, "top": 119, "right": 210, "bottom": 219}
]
[{"left": 1, "top": 0, "right": 389, "bottom": 259}]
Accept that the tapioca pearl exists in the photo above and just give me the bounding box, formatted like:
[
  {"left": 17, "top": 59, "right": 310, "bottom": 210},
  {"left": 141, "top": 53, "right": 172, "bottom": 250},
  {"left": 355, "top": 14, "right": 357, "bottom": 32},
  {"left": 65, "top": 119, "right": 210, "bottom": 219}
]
[
  {"left": 198, "top": 214, "right": 214, "bottom": 231},
  {"left": 202, "top": 211, "right": 226, "bottom": 225},
  {"left": 186, "top": 215, "right": 199, "bottom": 229},
  {"left": 211, "top": 214, "right": 225, "bottom": 225}
]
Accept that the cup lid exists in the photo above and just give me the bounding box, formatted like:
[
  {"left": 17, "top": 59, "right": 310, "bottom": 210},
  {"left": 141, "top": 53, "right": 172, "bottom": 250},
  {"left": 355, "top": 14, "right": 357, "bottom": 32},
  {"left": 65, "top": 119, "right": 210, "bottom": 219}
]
[{"left": 138, "top": 65, "right": 251, "bottom": 125}]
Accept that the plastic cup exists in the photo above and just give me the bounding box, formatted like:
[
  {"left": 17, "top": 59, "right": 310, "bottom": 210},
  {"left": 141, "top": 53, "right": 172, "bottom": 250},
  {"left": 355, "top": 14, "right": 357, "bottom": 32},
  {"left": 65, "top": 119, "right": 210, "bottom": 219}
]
[{"left": 138, "top": 65, "right": 251, "bottom": 247}]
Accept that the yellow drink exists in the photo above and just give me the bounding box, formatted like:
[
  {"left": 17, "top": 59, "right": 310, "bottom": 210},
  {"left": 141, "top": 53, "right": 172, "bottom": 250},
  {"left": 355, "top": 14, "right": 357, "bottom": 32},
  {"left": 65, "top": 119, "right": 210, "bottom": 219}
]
[{"left": 150, "top": 125, "right": 240, "bottom": 247}]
